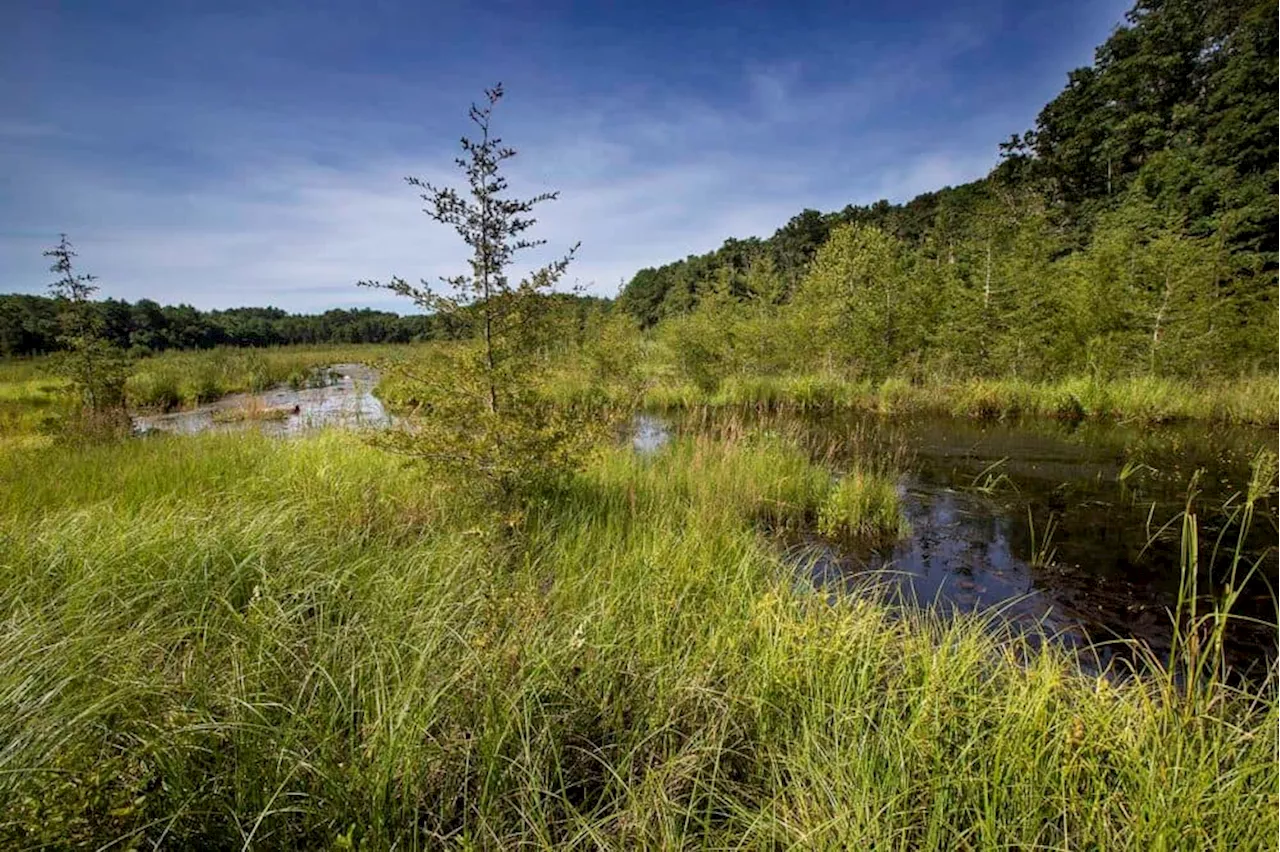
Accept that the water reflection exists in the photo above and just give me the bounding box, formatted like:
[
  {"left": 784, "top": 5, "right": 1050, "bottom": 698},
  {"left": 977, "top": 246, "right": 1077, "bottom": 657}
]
[
  {"left": 133, "top": 364, "right": 388, "bottom": 437},
  {"left": 631, "top": 414, "right": 671, "bottom": 454},
  {"left": 658, "top": 410, "right": 1278, "bottom": 673}
]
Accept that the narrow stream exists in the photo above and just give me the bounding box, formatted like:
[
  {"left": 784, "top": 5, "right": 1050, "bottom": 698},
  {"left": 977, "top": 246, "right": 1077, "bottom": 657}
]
[{"left": 133, "top": 364, "right": 388, "bottom": 436}]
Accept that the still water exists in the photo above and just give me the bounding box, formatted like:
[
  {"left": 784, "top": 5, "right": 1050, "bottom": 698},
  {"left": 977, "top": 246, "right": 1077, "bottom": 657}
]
[
  {"left": 132, "top": 372, "right": 1277, "bottom": 674},
  {"left": 133, "top": 364, "right": 387, "bottom": 437},
  {"left": 640, "top": 411, "right": 1277, "bottom": 675}
]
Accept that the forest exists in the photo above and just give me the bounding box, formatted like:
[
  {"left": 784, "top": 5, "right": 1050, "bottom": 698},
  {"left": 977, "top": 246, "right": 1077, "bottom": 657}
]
[
  {"left": 618, "top": 0, "right": 1277, "bottom": 382},
  {"left": 0, "top": 293, "right": 610, "bottom": 356}
]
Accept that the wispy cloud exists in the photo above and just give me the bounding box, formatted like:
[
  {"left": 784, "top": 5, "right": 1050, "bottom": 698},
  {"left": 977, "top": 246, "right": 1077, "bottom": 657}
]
[
  {"left": 2, "top": 145, "right": 817, "bottom": 311},
  {"left": 0, "top": 0, "right": 1130, "bottom": 311},
  {"left": 0, "top": 121, "right": 64, "bottom": 140}
]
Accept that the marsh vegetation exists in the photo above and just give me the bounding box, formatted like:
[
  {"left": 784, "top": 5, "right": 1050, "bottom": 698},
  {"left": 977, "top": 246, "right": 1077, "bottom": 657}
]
[
  {"left": 1, "top": 335, "right": 1276, "bottom": 848},
  {"left": 2, "top": 0, "right": 1277, "bottom": 846},
  {"left": 1, "top": 422, "right": 1276, "bottom": 849}
]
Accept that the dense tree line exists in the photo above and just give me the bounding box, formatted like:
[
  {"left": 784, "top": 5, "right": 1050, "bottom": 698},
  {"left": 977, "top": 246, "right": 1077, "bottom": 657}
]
[
  {"left": 0, "top": 293, "right": 611, "bottom": 357},
  {"left": 619, "top": 0, "right": 1277, "bottom": 381}
]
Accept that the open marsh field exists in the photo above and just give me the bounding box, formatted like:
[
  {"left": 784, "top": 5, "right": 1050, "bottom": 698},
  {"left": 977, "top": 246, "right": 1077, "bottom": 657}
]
[
  {"left": 6, "top": 0, "right": 1278, "bottom": 844},
  {"left": 1, "top": 347, "right": 1276, "bottom": 849}
]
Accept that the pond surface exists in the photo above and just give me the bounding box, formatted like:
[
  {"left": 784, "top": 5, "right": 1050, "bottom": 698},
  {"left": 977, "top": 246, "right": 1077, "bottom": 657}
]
[
  {"left": 642, "top": 411, "right": 1278, "bottom": 675},
  {"left": 133, "top": 364, "right": 387, "bottom": 437}
]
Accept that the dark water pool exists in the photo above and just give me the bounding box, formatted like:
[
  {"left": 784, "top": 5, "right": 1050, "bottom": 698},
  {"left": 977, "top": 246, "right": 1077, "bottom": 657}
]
[{"left": 643, "top": 412, "right": 1278, "bottom": 675}]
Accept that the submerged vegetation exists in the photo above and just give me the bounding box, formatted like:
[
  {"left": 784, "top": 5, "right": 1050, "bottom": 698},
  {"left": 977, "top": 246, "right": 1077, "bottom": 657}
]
[
  {"left": 209, "top": 399, "right": 297, "bottom": 424},
  {"left": 0, "top": 430, "right": 1274, "bottom": 849}
]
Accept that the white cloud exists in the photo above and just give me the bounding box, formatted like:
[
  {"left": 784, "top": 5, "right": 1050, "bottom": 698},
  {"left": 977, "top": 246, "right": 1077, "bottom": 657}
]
[
  {"left": 0, "top": 21, "right": 1013, "bottom": 313},
  {"left": 0, "top": 141, "right": 818, "bottom": 311}
]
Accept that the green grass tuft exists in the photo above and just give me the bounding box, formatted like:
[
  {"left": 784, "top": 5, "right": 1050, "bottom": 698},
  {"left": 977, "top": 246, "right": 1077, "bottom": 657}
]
[{"left": 818, "top": 469, "right": 908, "bottom": 540}]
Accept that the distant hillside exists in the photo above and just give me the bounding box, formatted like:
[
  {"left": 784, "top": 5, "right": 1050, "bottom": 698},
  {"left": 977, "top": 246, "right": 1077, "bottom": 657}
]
[
  {"left": 618, "top": 0, "right": 1278, "bottom": 332},
  {"left": 0, "top": 293, "right": 611, "bottom": 357}
]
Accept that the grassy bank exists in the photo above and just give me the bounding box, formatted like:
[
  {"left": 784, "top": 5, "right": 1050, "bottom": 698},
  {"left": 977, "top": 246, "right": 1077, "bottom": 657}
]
[
  {"left": 1, "top": 429, "right": 1273, "bottom": 849},
  {"left": 640, "top": 373, "right": 1279, "bottom": 425},
  {"left": 0, "top": 344, "right": 417, "bottom": 417},
  {"left": 5, "top": 344, "right": 1276, "bottom": 429},
  {"left": 124, "top": 344, "right": 415, "bottom": 410}
]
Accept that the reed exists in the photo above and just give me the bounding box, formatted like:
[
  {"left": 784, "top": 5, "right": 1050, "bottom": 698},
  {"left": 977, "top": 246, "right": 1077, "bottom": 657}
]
[
  {"left": 125, "top": 344, "right": 413, "bottom": 409},
  {"left": 0, "top": 428, "right": 1273, "bottom": 849},
  {"left": 636, "top": 372, "right": 1279, "bottom": 425}
]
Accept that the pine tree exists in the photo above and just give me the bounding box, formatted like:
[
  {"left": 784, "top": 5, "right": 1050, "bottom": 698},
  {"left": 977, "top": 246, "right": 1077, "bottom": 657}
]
[{"left": 795, "top": 224, "right": 914, "bottom": 378}]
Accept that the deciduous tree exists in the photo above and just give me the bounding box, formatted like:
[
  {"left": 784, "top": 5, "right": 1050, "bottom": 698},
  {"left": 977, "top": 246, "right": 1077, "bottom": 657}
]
[
  {"left": 43, "top": 235, "right": 130, "bottom": 430},
  {"left": 360, "top": 84, "right": 599, "bottom": 495}
]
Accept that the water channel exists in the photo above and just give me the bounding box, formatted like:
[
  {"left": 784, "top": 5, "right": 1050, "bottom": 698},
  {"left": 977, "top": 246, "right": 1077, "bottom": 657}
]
[
  {"left": 132, "top": 369, "right": 1278, "bottom": 675},
  {"left": 133, "top": 364, "right": 388, "bottom": 437}
]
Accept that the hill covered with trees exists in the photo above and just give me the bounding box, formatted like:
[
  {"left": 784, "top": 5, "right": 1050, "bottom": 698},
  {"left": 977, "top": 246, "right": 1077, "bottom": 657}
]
[{"left": 618, "top": 0, "right": 1277, "bottom": 381}]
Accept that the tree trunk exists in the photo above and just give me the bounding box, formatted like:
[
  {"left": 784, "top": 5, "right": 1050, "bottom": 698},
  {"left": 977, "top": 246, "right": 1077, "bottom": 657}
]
[{"left": 1150, "top": 268, "right": 1172, "bottom": 373}]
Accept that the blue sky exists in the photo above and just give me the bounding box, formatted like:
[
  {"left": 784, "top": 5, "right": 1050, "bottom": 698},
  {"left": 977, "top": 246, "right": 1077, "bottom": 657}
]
[{"left": 1, "top": 0, "right": 1130, "bottom": 313}]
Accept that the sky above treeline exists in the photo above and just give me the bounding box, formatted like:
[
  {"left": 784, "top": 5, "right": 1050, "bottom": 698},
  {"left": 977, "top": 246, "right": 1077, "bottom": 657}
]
[{"left": 1, "top": 0, "right": 1131, "bottom": 313}]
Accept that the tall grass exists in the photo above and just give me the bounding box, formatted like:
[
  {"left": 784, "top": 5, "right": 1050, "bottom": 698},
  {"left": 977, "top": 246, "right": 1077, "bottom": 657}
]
[
  {"left": 640, "top": 372, "right": 1280, "bottom": 426},
  {"left": 0, "top": 428, "right": 1274, "bottom": 849},
  {"left": 0, "top": 376, "right": 71, "bottom": 450},
  {"left": 124, "top": 344, "right": 414, "bottom": 410},
  {"left": 818, "top": 470, "right": 908, "bottom": 540}
]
